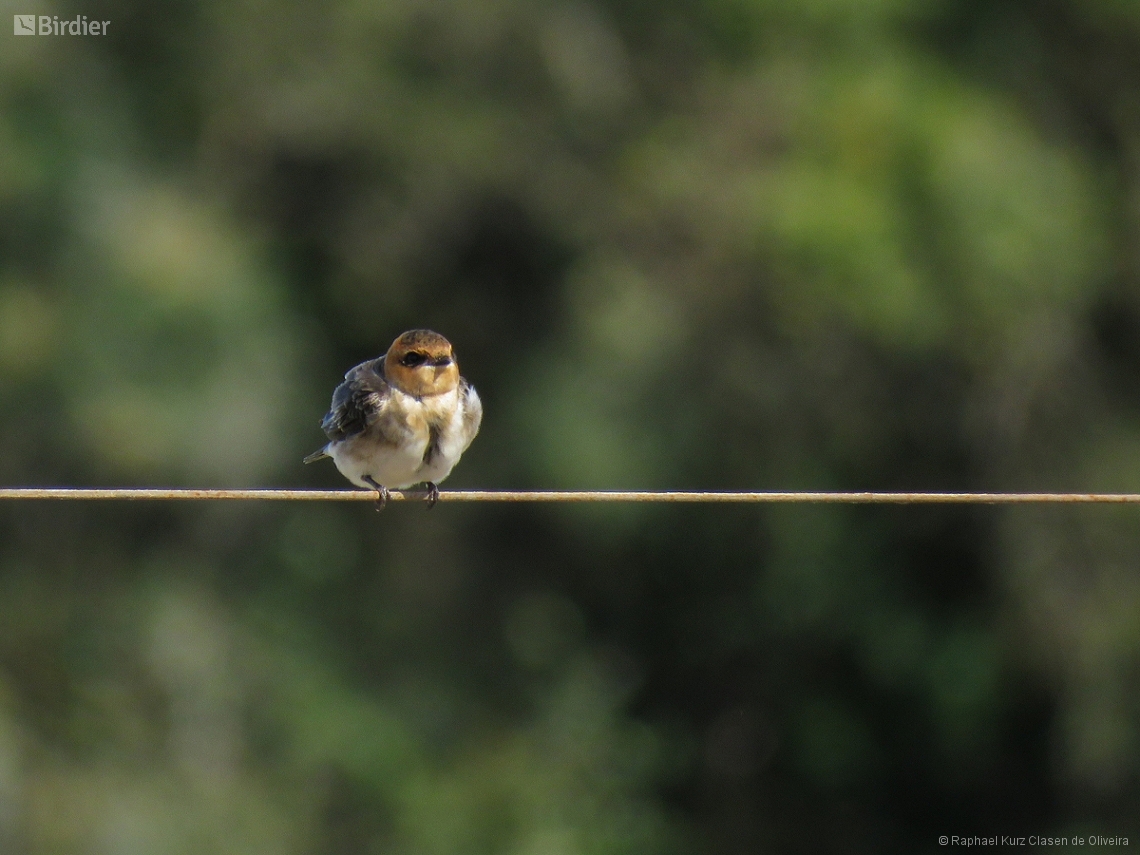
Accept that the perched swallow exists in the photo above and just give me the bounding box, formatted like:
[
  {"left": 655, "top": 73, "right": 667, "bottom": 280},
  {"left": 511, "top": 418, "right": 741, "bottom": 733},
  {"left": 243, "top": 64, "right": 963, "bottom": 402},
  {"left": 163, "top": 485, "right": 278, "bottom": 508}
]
[{"left": 304, "top": 330, "right": 482, "bottom": 509}]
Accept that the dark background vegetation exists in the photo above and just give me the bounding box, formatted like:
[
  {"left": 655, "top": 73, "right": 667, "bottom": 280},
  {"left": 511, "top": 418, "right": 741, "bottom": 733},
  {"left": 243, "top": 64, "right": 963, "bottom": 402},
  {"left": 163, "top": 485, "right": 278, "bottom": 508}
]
[{"left": 2, "top": 0, "right": 1139, "bottom": 851}]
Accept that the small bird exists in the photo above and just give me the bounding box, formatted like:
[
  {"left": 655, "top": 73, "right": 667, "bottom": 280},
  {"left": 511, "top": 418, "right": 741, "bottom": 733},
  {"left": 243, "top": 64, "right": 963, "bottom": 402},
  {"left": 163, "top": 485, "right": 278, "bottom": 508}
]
[{"left": 304, "top": 330, "right": 482, "bottom": 508}]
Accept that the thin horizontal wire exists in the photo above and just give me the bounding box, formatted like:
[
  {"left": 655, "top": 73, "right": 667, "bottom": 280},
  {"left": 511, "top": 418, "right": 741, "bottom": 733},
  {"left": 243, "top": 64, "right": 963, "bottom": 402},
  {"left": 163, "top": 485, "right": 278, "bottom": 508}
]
[{"left": 1, "top": 488, "right": 1140, "bottom": 504}]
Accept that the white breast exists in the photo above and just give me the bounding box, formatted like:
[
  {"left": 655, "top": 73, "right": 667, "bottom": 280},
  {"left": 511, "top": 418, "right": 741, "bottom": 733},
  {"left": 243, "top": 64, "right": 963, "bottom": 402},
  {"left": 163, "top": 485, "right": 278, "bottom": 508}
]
[{"left": 328, "top": 386, "right": 478, "bottom": 489}]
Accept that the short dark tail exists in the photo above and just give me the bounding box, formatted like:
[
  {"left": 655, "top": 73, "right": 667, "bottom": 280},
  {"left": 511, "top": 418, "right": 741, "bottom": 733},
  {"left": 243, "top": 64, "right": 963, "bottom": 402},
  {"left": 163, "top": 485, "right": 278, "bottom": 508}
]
[{"left": 303, "top": 448, "right": 330, "bottom": 464}]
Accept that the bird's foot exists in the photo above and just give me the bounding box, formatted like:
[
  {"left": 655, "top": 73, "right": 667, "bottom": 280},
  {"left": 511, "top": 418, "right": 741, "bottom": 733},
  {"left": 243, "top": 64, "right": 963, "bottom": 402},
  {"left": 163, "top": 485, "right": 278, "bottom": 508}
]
[
  {"left": 362, "top": 476, "right": 389, "bottom": 512},
  {"left": 422, "top": 482, "right": 440, "bottom": 510}
]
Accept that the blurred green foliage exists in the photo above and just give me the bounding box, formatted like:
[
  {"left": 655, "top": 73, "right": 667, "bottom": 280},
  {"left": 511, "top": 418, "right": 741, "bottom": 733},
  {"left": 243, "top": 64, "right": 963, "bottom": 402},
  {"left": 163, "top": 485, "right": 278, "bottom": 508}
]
[{"left": 2, "top": 0, "right": 1140, "bottom": 851}]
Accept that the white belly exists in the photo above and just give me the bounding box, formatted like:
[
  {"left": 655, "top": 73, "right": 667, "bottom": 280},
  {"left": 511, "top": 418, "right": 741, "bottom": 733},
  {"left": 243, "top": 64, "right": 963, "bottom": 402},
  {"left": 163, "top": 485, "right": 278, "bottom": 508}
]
[
  {"left": 329, "top": 437, "right": 429, "bottom": 489},
  {"left": 326, "top": 386, "right": 475, "bottom": 489}
]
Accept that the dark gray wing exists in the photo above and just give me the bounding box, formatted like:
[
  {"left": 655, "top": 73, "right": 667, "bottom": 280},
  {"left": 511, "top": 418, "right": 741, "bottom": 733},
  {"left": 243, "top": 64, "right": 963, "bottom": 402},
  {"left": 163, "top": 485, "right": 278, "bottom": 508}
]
[{"left": 319, "top": 358, "right": 390, "bottom": 442}]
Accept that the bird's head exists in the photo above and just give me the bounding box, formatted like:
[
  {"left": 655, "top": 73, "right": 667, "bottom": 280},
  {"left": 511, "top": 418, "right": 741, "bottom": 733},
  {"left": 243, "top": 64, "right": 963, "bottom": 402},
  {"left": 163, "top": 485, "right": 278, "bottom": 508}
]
[{"left": 384, "top": 329, "right": 461, "bottom": 397}]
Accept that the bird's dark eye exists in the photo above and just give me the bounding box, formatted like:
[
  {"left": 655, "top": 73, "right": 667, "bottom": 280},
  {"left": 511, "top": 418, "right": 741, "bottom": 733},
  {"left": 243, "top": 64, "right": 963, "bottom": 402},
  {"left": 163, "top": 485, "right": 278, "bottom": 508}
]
[{"left": 400, "top": 352, "right": 427, "bottom": 367}]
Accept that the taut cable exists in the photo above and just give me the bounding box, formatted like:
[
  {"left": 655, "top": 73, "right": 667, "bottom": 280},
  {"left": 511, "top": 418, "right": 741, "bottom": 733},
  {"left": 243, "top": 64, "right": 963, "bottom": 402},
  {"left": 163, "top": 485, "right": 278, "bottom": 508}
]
[{"left": 1, "top": 488, "right": 1140, "bottom": 503}]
